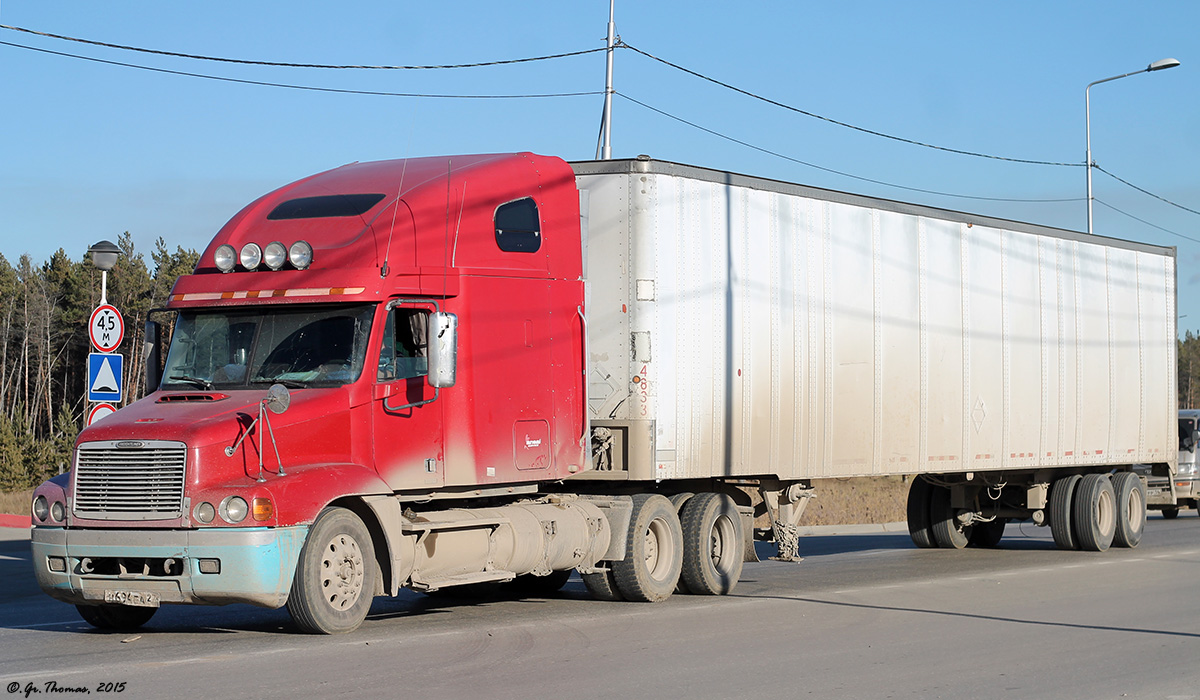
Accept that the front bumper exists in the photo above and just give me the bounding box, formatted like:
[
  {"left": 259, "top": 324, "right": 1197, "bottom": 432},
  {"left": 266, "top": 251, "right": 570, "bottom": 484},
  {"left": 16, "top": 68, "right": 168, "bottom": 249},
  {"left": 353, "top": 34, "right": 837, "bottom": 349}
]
[{"left": 31, "top": 526, "right": 308, "bottom": 608}]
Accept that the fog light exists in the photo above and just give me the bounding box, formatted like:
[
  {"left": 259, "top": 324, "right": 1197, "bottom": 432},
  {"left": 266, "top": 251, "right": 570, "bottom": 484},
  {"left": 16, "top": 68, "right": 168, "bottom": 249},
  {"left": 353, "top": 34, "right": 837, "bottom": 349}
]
[
  {"left": 240, "top": 243, "right": 262, "bottom": 271},
  {"left": 33, "top": 495, "right": 49, "bottom": 522},
  {"left": 220, "top": 496, "right": 248, "bottom": 524},
  {"left": 50, "top": 501, "right": 65, "bottom": 523},
  {"left": 195, "top": 502, "right": 216, "bottom": 524},
  {"left": 289, "top": 241, "right": 313, "bottom": 270},
  {"left": 252, "top": 497, "right": 273, "bottom": 521},
  {"left": 47, "top": 556, "right": 67, "bottom": 573},
  {"left": 214, "top": 244, "right": 237, "bottom": 273},
  {"left": 198, "top": 558, "right": 221, "bottom": 574}
]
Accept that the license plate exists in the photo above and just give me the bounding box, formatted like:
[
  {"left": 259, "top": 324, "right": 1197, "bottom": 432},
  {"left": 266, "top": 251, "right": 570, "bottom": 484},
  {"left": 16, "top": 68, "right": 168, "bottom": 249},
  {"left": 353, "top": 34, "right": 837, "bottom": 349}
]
[
  {"left": 103, "top": 590, "right": 160, "bottom": 608},
  {"left": 1148, "top": 489, "right": 1162, "bottom": 497}
]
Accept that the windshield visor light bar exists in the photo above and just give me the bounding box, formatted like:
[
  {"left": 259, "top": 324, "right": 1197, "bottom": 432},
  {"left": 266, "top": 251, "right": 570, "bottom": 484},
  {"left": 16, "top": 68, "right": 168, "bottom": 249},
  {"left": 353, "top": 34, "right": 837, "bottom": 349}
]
[
  {"left": 240, "top": 243, "right": 263, "bottom": 271},
  {"left": 263, "top": 241, "right": 287, "bottom": 271},
  {"left": 214, "top": 244, "right": 237, "bottom": 273},
  {"left": 289, "top": 240, "right": 313, "bottom": 270}
]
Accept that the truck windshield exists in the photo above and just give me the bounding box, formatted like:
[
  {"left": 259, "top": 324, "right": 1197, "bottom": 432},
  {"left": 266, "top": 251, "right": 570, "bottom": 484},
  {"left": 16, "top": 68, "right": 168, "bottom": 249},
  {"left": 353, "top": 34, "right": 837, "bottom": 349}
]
[{"left": 161, "top": 304, "right": 375, "bottom": 390}]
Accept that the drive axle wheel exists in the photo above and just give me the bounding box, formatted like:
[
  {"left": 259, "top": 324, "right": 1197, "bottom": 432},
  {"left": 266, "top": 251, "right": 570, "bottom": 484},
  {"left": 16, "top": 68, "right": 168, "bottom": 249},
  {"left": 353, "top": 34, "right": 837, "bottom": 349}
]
[
  {"left": 611, "top": 494, "right": 683, "bottom": 602},
  {"left": 1111, "top": 471, "right": 1146, "bottom": 548},
  {"left": 76, "top": 604, "right": 157, "bottom": 630},
  {"left": 906, "top": 477, "right": 936, "bottom": 548},
  {"left": 680, "top": 493, "right": 744, "bottom": 595},
  {"left": 288, "top": 507, "right": 377, "bottom": 634}
]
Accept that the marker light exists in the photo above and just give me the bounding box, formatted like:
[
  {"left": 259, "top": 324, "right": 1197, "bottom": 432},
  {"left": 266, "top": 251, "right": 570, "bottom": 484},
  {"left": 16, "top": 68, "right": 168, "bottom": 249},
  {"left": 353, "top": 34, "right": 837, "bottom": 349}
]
[
  {"left": 263, "top": 241, "right": 287, "bottom": 270},
  {"left": 214, "top": 244, "right": 237, "bottom": 273},
  {"left": 289, "top": 241, "right": 313, "bottom": 270},
  {"left": 252, "top": 497, "right": 274, "bottom": 522},
  {"left": 220, "top": 496, "right": 249, "bottom": 524},
  {"left": 240, "top": 243, "right": 263, "bottom": 271}
]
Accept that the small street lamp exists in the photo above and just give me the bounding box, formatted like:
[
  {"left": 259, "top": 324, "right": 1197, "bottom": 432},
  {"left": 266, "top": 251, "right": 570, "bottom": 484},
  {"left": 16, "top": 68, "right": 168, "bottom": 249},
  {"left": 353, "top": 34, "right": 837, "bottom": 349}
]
[
  {"left": 1085, "top": 58, "right": 1180, "bottom": 235},
  {"left": 88, "top": 239, "right": 121, "bottom": 303}
]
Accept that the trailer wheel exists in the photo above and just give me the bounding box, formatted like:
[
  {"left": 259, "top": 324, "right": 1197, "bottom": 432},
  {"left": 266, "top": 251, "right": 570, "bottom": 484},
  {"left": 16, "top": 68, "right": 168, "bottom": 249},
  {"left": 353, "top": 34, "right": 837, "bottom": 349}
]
[
  {"left": 1111, "top": 472, "right": 1146, "bottom": 548},
  {"left": 75, "top": 604, "right": 157, "bottom": 630},
  {"left": 930, "top": 485, "right": 971, "bottom": 549},
  {"left": 669, "top": 492, "right": 694, "bottom": 594},
  {"left": 679, "top": 493, "right": 743, "bottom": 595},
  {"left": 581, "top": 568, "right": 625, "bottom": 601},
  {"left": 969, "top": 518, "right": 1007, "bottom": 548},
  {"left": 611, "top": 494, "right": 683, "bottom": 602},
  {"left": 1161, "top": 507, "right": 1179, "bottom": 519},
  {"left": 906, "top": 477, "right": 936, "bottom": 548},
  {"left": 287, "top": 507, "right": 377, "bottom": 634},
  {"left": 1049, "top": 474, "right": 1081, "bottom": 550},
  {"left": 1073, "top": 474, "right": 1116, "bottom": 552}
]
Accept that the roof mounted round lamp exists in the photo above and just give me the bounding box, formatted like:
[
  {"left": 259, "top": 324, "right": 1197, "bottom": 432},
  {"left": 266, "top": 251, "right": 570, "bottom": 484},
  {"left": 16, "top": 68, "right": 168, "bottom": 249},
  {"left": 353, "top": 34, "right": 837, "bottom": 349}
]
[{"left": 88, "top": 240, "right": 121, "bottom": 303}]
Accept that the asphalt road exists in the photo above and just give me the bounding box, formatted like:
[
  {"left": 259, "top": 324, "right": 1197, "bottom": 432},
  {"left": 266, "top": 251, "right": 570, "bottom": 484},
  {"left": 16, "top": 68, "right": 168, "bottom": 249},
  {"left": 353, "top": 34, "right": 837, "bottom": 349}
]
[{"left": 2, "top": 515, "right": 1198, "bottom": 700}]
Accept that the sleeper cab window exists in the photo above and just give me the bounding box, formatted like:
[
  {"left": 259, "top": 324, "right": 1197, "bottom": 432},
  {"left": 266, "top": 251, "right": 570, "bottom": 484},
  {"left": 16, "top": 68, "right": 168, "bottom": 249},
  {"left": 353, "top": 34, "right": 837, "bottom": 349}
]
[
  {"left": 377, "top": 308, "right": 429, "bottom": 381},
  {"left": 494, "top": 197, "right": 541, "bottom": 253}
]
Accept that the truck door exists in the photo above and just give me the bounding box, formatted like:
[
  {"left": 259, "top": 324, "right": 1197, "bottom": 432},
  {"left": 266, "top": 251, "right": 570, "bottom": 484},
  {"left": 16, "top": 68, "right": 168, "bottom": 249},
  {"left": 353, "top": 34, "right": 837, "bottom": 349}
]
[{"left": 372, "top": 302, "right": 444, "bottom": 490}]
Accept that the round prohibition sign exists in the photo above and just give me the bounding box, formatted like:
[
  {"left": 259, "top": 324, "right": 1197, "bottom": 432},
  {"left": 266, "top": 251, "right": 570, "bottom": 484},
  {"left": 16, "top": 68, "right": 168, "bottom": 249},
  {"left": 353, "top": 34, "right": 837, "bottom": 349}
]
[
  {"left": 87, "top": 403, "right": 117, "bottom": 426},
  {"left": 89, "top": 304, "right": 124, "bottom": 352}
]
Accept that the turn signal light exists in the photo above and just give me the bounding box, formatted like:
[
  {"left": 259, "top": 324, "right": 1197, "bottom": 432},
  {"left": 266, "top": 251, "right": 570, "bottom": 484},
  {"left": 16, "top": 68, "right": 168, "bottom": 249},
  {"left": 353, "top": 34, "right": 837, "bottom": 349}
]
[{"left": 252, "top": 498, "right": 274, "bottom": 522}]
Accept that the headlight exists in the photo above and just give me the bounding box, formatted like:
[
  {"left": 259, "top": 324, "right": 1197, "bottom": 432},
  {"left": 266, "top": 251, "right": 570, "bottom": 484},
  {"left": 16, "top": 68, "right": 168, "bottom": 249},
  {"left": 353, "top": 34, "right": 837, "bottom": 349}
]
[
  {"left": 33, "top": 495, "right": 49, "bottom": 522},
  {"left": 240, "top": 243, "right": 263, "bottom": 271},
  {"left": 263, "top": 241, "right": 287, "bottom": 270},
  {"left": 220, "top": 496, "right": 249, "bottom": 524},
  {"left": 214, "top": 244, "right": 237, "bottom": 273},
  {"left": 195, "top": 502, "right": 216, "bottom": 524},
  {"left": 50, "top": 501, "right": 65, "bottom": 523},
  {"left": 289, "top": 241, "right": 313, "bottom": 270}
]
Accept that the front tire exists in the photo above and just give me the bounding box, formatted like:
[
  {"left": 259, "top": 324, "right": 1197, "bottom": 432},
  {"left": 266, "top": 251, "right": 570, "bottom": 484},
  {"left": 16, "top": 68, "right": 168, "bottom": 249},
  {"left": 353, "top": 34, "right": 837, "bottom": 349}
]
[
  {"left": 679, "top": 493, "right": 743, "bottom": 595},
  {"left": 611, "top": 494, "right": 683, "bottom": 602},
  {"left": 287, "top": 507, "right": 377, "bottom": 634}
]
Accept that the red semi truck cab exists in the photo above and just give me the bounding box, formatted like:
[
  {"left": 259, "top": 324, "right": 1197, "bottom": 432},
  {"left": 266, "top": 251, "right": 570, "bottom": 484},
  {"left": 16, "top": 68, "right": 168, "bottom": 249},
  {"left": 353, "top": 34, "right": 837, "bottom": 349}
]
[{"left": 30, "top": 153, "right": 599, "bottom": 629}]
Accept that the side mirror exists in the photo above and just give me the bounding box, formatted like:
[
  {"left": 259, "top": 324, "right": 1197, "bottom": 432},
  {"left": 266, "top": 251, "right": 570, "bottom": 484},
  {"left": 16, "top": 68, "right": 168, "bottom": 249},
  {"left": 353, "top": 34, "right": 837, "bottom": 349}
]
[
  {"left": 144, "top": 320, "right": 162, "bottom": 392},
  {"left": 427, "top": 312, "right": 458, "bottom": 388},
  {"left": 1192, "top": 430, "right": 1199, "bottom": 454}
]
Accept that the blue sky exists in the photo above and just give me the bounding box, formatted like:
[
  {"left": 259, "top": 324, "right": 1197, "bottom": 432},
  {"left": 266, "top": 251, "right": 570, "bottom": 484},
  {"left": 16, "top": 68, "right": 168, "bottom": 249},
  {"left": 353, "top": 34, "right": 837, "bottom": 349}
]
[{"left": 2, "top": 1, "right": 1198, "bottom": 334}]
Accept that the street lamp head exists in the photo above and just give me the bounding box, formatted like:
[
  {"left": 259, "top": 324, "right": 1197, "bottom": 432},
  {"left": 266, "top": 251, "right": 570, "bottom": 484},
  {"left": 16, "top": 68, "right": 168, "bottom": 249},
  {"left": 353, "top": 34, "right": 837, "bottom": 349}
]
[
  {"left": 88, "top": 240, "right": 121, "bottom": 272},
  {"left": 1148, "top": 58, "right": 1181, "bottom": 72}
]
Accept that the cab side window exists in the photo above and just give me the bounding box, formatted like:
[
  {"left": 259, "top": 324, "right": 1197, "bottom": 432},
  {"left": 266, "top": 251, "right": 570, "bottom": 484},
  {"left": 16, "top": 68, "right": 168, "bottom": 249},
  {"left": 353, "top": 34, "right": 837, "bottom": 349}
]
[
  {"left": 377, "top": 308, "right": 429, "bottom": 381},
  {"left": 494, "top": 197, "right": 541, "bottom": 253}
]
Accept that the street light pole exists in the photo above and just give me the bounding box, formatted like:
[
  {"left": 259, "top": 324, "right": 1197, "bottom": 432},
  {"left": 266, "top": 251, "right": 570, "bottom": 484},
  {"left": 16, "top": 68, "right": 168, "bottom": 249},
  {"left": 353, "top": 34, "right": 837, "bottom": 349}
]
[{"left": 1085, "top": 58, "right": 1180, "bottom": 235}]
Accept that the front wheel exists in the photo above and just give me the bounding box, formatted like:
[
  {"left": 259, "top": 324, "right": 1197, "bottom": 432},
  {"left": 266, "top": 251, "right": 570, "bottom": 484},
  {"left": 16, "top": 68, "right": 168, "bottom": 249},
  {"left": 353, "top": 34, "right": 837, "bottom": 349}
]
[
  {"left": 1161, "top": 507, "right": 1180, "bottom": 520},
  {"left": 287, "top": 507, "right": 377, "bottom": 634}
]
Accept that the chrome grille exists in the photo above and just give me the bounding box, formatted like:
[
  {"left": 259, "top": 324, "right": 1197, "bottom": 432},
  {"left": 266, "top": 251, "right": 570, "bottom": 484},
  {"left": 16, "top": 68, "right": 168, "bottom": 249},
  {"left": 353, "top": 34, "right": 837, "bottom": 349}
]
[{"left": 73, "top": 440, "right": 187, "bottom": 520}]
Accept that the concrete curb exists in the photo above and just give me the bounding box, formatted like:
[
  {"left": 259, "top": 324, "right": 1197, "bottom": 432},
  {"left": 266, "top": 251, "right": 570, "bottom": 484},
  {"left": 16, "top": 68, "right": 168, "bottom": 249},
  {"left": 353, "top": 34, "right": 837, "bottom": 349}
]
[
  {"left": 796, "top": 521, "right": 908, "bottom": 537},
  {"left": 0, "top": 513, "right": 31, "bottom": 529}
]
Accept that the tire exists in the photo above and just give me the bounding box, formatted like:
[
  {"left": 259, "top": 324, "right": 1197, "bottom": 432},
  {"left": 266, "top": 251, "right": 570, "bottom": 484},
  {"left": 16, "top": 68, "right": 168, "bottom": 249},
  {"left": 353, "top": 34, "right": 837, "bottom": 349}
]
[
  {"left": 1049, "top": 474, "right": 1081, "bottom": 550},
  {"left": 679, "top": 493, "right": 744, "bottom": 595},
  {"left": 1111, "top": 472, "right": 1146, "bottom": 548},
  {"left": 668, "top": 492, "right": 694, "bottom": 594},
  {"left": 1162, "top": 507, "right": 1180, "bottom": 519},
  {"left": 287, "top": 507, "right": 377, "bottom": 634},
  {"left": 505, "top": 569, "right": 572, "bottom": 597},
  {"left": 581, "top": 568, "right": 624, "bottom": 601},
  {"left": 906, "top": 477, "right": 937, "bottom": 548},
  {"left": 610, "top": 494, "right": 683, "bottom": 602},
  {"left": 930, "top": 485, "right": 971, "bottom": 549},
  {"left": 1073, "top": 474, "right": 1116, "bottom": 552},
  {"left": 969, "top": 518, "right": 1007, "bottom": 548},
  {"left": 75, "top": 604, "right": 157, "bottom": 630}
]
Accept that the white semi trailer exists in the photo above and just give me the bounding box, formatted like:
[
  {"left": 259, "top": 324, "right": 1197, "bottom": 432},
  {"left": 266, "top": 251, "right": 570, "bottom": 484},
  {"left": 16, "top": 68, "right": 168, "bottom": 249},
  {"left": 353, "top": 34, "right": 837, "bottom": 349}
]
[{"left": 571, "top": 156, "right": 1176, "bottom": 554}]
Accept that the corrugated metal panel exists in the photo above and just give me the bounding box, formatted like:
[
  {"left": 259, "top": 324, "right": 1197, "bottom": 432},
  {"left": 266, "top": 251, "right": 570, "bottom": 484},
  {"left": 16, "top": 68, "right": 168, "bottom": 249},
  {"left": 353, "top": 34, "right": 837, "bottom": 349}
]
[{"left": 575, "top": 159, "right": 1177, "bottom": 481}]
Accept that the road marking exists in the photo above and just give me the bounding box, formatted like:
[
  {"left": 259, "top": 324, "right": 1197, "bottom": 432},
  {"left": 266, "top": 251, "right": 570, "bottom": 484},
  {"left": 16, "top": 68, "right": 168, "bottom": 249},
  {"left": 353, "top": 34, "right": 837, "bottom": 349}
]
[{"left": 0, "top": 554, "right": 26, "bottom": 561}]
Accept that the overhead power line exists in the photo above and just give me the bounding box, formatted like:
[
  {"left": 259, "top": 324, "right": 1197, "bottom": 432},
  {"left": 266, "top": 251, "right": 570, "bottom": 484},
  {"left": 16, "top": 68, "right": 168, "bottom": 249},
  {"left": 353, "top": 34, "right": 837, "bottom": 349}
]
[
  {"left": 616, "top": 91, "right": 1084, "bottom": 205},
  {"left": 1094, "top": 199, "right": 1200, "bottom": 244},
  {"left": 0, "top": 24, "right": 607, "bottom": 69},
  {"left": 1095, "top": 165, "right": 1200, "bottom": 218},
  {"left": 0, "top": 41, "right": 602, "bottom": 99},
  {"left": 619, "top": 41, "right": 1084, "bottom": 169}
]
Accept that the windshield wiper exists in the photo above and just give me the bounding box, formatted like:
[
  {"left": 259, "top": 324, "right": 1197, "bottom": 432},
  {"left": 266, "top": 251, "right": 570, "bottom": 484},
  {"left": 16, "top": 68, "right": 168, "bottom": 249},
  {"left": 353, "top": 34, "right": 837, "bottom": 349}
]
[
  {"left": 253, "top": 378, "right": 307, "bottom": 389},
  {"left": 168, "top": 374, "right": 214, "bottom": 390}
]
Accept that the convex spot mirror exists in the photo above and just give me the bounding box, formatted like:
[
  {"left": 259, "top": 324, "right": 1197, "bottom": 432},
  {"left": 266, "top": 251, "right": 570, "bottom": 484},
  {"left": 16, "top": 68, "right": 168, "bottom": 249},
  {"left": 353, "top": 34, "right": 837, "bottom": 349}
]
[{"left": 428, "top": 312, "right": 458, "bottom": 388}]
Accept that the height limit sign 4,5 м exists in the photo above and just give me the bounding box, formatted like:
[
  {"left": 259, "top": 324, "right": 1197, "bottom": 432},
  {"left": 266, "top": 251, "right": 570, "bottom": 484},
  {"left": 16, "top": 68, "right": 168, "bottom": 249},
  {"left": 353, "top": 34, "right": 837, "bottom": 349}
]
[{"left": 89, "top": 303, "right": 124, "bottom": 353}]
